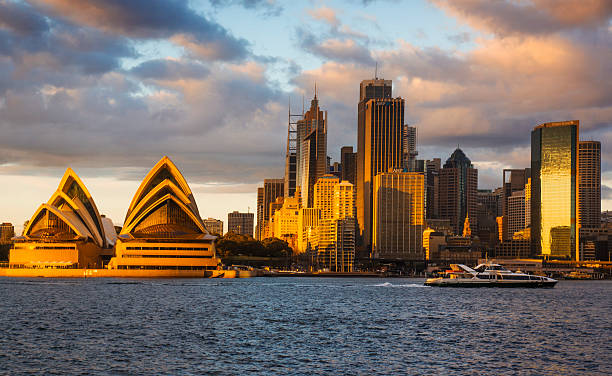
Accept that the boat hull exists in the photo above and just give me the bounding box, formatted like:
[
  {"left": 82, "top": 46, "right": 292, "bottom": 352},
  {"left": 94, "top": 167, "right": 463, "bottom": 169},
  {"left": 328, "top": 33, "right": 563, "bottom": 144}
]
[{"left": 425, "top": 278, "right": 557, "bottom": 288}]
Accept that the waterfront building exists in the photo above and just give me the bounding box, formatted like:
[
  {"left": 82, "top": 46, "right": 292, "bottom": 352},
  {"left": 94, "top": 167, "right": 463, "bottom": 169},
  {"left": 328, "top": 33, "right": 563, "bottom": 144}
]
[
  {"left": 357, "top": 78, "right": 404, "bottom": 251},
  {"left": 11, "top": 168, "right": 115, "bottom": 268},
  {"left": 109, "top": 157, "right": 219, "bottom": 272},
  {"left": 297, "top": 207, "right": 320, "bottom": 254},
  {"left": 372, "top": 171, "right": 424, "bottom": 260},
  {"left": 501, "top": 169, "right": 530, "bottom": 241},
  {"left": 228, "top": 211, "right": 254, "bottom": 237},
  {"left": 297, "top": 92, "right": 327, "bottom": 208},
  {"left": 0, "top": 223, "right": 14, "bottom": 244},
  {"left": 578, "top": 141, "right": 601, "bottom": 229},
  {"left": 531, "top": 120, "right": 579, "bottom": 259},
  {"left": 438, "top": 148, "right": 478, "bottom": 235},
  {"left": 341, "top": 146, "right": 356, "bottom": 185},
  {"left": 203, "top": 218, "right": 223, "bottom": 236}
]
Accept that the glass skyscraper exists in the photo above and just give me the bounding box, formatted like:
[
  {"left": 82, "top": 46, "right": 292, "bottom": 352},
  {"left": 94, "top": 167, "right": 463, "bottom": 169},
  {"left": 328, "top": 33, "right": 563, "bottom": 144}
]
[{"left": 531, "top": 120, "right": 579, "bottom": 259}]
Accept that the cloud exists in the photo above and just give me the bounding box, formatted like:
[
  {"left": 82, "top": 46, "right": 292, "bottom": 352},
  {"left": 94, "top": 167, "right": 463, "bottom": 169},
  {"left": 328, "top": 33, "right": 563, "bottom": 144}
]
[
  {"left": 130, "top": 59, "right": 210, "bottom": 80},
  {"left": 432, "top": 0, "right": 612, "bottom": 36},
  {"left": 208, "top": 0, "right": 283, "bottom": 16},
  {"left": 30, "top": 0, "right": 250, "bottom": 61},
  {"left": 603, "top": 184, "right": 612, "bottom": 200},
  {"left": 308, "top": 6, "right": 340, "bottom": 27},
  {"left": 0, "top": 0, "right": 48, "bottom": 36}
]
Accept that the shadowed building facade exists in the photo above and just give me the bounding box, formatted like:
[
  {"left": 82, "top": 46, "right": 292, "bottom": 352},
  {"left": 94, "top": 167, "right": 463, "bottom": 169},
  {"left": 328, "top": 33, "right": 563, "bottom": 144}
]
[
  {"left": 438, "top": 148, "right": 478, "bottom": 236},
  {"left": 109, "top": 157, "right": 219, "bottom": 272},
  {"left": 228, "top": 211, "right": 254, "bottom": 237},
  {"left": 11, "top": 169, "right": 115, "bottom": 268},
  {"left": 531, "top": 121, "right": 579, "bottom": 259},
  {"left": 578, "top": 141, "right": 601, "bottom": 229},
  {"left": 357, "top": 78, "right": 404, "bottom": 252},
  {"left": 256, "top": 179, "right": 284, "bottom": 240}
]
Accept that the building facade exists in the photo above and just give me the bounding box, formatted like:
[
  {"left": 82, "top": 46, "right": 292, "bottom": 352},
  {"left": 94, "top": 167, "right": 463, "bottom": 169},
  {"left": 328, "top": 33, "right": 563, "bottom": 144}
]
[
  {"left": 297, "top": 93, "right": 327, "bottom": 208},
  {"left": 579, "top": 141, "right": 601, "bottom": 229},
  {"left": 341, "top": 146, "right": 356, "bottom": 185},
  {"left": 357, "top": 78, "right": 404, "bottom": 251},
  {"left": 531, "top": 120, "right": 579, "bottom": 259},
  {"left": 227, "top": 211, "right": 254, "bottom": 237},
  {"left": 203, "top": 218, "right": 223, "bottom": 235},
  {"left": 438, "top": 148, "right": 478, "bottom": 236},
  {"left": 372, "top": 171, "right": 424, "bottom": 260},
  {"left": 257, "top": 179, "right": 284, "bottom": 240},
  {"left": 0, "top": 223, "right": 14, "bottom": 245}
]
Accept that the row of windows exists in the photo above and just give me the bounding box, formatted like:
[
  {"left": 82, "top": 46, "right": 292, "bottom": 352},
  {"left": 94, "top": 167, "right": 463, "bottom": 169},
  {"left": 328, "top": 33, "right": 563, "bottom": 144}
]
[
  {"left": 126, "top": 247, "right": 208, "bottom": 251},
  {"left": 13, "top": 246, "right": 76, "bottom": 250},
  {"left": 122, "top": 254, "right": 213, "bottom": 258},
  {"left": 477, "top": 274, "right": 543, "bottom": 281},
  {"left": 116, "top": 265, "right": 217, "bottom": 270}
]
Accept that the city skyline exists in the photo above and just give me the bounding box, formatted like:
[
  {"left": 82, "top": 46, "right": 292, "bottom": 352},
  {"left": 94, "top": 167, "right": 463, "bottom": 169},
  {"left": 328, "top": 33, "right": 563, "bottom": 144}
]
[{"left": 0, "top": 0, "right": 611, "bottom": 232}]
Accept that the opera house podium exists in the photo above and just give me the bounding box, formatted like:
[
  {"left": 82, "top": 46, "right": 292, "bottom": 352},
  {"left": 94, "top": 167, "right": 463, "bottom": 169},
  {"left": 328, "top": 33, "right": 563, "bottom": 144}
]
[{"left": 108, "top": 156, "right": 221, "bottom": 277}]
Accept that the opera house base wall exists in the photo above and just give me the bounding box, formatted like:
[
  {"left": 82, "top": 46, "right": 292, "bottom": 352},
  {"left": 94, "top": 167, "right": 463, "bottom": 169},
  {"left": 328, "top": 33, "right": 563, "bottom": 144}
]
[{"left": 0, "top": 268, "right": 257, "bottom": 278}]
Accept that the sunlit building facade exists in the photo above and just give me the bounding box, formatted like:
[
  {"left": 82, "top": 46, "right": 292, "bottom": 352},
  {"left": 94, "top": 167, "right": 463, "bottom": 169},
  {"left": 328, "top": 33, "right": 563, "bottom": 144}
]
[
  {"left": 203, "top": 218, "right": 223, "bottom": 236},
  {"left": 11, "top": 169, "right": 115, "bottom": 268},
  {"left": 531, "top": 121, "right": 579, "bottom": 259},
  {"left": 578, "top": 141, "right": 601, "bottom": 229},
  {"left": 109, "top": 157, "right": 219, "bottom": 272},
  {"left": 372, "top": 171, "right": 424, "bottom": 260}
]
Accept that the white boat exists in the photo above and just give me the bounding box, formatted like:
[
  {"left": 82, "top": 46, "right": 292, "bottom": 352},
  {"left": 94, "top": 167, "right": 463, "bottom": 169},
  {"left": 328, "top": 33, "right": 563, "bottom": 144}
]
[{"left": 425, "top": 263, "right": 557, "bottom": 288}]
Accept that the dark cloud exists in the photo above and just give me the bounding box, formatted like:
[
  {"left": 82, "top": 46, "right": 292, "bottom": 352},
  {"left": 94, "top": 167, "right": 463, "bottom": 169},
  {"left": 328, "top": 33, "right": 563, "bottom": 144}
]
[
  {"left": 30, "top": 0, "right": 249, "bottom": 61},
  {"left": 208, "top": 0, "right": 283, "bottom": 16},
  {"left": 0, "top": 0, "right": 49, "bottom": 36},
  {"left": 130, "top": 59, "right": 210, "bottom": 80},
  {"left": 296, "top": 27, "right": 374, "bottom": 66}
]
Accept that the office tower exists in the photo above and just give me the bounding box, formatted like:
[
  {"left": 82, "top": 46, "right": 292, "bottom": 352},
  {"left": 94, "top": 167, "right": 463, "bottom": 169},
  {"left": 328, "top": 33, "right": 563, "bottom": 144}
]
[
  {"left": 227, "top": 211, "right": 254, "bottom": 237},
  {"left": 313, "top": 176, "right": 356, "bottom": 271},
  {"left": 341, "top": 146, "right": 356, "bottom": 184},
  {"left": 298, "top": 207, "right": 320, "bottom": 254},
  {"left": 203, "top": 218, "right": 223, "bottom": 235},
  {"left": 425, "top": 158, "right": 441, "bottom": 219},
  {"left": 0, "top": 223, "right": 14, "bottom": 244},
  {"left": 297, "top": 92, "right": 328, "bottom": 208},
  {"left": 438, "top": 148, "right": 478, "bottom": 235},
  {"left": 357, "top": 78, "right": 404, "bottom": 251},
  {"left": 507, "top": 190, "right": 526, "bottom": 238},
  {"left": 525, "top": 178, "right": 531, "bottom": 229},
  {"left": 579, "top": 141, "right": 601, "bottom": 229},
  {"left": 403, "top": 125, "right": 418, "bottom": 171},
  {"left": 260, "top": 179, "right": 284, "bottom": 240},
  {"left": 372, "top": 171, "right": 424, "bottom": 260},
  {"left": 531, "top": 120, "right": 579, "bottom": 259},
  {"left": 501, "top": 168, "right": 530, "bottom": 240},
  {"left": 255, "top": 187, "right": 264, "bottom": 240}
]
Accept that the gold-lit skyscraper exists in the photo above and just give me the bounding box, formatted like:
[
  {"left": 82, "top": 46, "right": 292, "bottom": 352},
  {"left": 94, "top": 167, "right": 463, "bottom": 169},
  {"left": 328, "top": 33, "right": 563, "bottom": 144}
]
[
  {"left": 372, "top": 171, "right": 424, "bottom": 259},
  {"left": 531, "top": 120, "right": 579, "bottom": 259},
  {"left": 357, "top": 78, "right": 404, "bottom": 252},
  {"left": 579, "top": 141, "right": 601, "bottom": 229}
]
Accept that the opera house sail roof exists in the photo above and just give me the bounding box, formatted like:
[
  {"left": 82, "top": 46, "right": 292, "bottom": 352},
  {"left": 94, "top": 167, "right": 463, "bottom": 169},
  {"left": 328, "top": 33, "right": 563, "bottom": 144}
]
[
  {"left": 109, "top": 156, "right": 219, "bottom": 273},
  {"left": 11, "top": 168, "right": 114, "bottom": 268}
]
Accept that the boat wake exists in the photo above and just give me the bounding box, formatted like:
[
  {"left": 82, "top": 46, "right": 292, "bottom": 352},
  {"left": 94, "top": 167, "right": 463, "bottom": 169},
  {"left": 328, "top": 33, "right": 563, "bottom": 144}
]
[{"left": 371, "top": 282, "right": 428, "bottom": 288}]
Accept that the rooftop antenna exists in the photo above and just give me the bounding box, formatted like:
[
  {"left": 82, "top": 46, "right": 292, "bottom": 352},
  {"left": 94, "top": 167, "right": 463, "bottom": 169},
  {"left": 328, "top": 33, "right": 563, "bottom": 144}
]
[
  {"left": 375, "top": 62, "right": 378, "bottom": 80},
  {"left": 314, "top": 82, "right": 317, "bottom": 99}
]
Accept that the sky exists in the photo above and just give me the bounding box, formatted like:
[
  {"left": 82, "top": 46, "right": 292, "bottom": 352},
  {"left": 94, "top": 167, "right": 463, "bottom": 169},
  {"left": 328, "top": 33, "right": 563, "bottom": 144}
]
[{"left": 1, "top": 0, "right": 611, "bottom": 233}]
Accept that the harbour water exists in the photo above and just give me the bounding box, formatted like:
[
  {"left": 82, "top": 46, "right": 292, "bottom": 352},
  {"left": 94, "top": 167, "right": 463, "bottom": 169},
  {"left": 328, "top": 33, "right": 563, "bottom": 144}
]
[{"left": 0, "top": 278, "right": 610, "bottom": 375}]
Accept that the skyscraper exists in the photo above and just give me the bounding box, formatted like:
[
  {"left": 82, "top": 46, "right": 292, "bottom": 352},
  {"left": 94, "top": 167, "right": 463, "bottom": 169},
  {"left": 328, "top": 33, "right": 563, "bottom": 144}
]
[
  {"left": 297, "top": 92, "right": 327, "bottom": 208},
  {"left": 227, "top": 211, "right": 254, "bottom": 237},
  {"left": 372, "top": 171, "right": 424, "bottom": 260},
  {"left": 341, "top": 146, "right": 356, "bottom": 184},
  {"left": 255, "top": 187, "right": 264, "bottom": 240},
  {"left": 357, "top": 78, "right": 404, "bottom": 251},
  {"left": 531, "top": 120, "right": 579, "bottom": 259},
  {"left": 500, "top": 168, "right": 530, "bottom": 241},
  {"left": 579, "top": 141, "right": 601, "bottom": 229},
  {"left": 403, "top": 125, "right": 418, "bottom": 171},
  {"left": 438, "top": 148, "right": 478, "bottom": 235},
  {"left": 260, "top": 179, "right": 284, "bottom": 240},
  {"left": 425, "top": 158, "right": 441, "bottom": 219}
]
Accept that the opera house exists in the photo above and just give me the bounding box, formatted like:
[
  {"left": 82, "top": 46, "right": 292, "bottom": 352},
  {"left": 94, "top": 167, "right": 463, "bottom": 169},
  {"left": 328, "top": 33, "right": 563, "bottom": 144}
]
[
  {"left": 10, "top": 168, "right": 116, "bottom": 269},
  {"left": 108, "top": 156, "right": 220, "bottom": 275},
  {"left": 5, "top": 156, "right": 222, "bottom": 278}
]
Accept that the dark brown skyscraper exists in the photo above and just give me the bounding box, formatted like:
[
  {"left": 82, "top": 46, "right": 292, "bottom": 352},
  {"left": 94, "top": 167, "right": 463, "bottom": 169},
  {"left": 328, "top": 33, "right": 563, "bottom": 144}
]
[
  {"left": 298, "top": 92, "right": 327, "bottom": 208},
  {"left": 438, "top": 148, "right": 478, "bottom": 235},
  {"left": 579, "top": 141, "right": 601, "bottom": 229},
  {"left": 356, "top": 78, "right": 404, "bottom": 251},
  {"left": 425, "top": 158, "right": 441, "bottom": 219},
  {"left": 341, "top": 146, "right": 356, "bottom": 185}
]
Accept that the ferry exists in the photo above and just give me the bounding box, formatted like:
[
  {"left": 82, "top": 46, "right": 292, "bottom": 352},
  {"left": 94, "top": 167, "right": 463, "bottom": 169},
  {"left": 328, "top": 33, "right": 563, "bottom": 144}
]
[{"left": 425, "top": 263, "right": 557, "bottom": 288}]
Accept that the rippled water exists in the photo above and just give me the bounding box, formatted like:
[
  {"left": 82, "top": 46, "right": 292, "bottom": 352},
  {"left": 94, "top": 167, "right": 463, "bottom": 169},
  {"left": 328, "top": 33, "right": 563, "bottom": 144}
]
[{"left": 0, "top": 277, "right": 610, "bottom": 375}]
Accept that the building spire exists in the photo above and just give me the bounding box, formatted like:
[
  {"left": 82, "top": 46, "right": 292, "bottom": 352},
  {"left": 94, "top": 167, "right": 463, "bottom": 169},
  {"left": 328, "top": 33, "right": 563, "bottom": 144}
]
[{"left": 314, "top": 82, "right": 317, "bottom": 100}]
